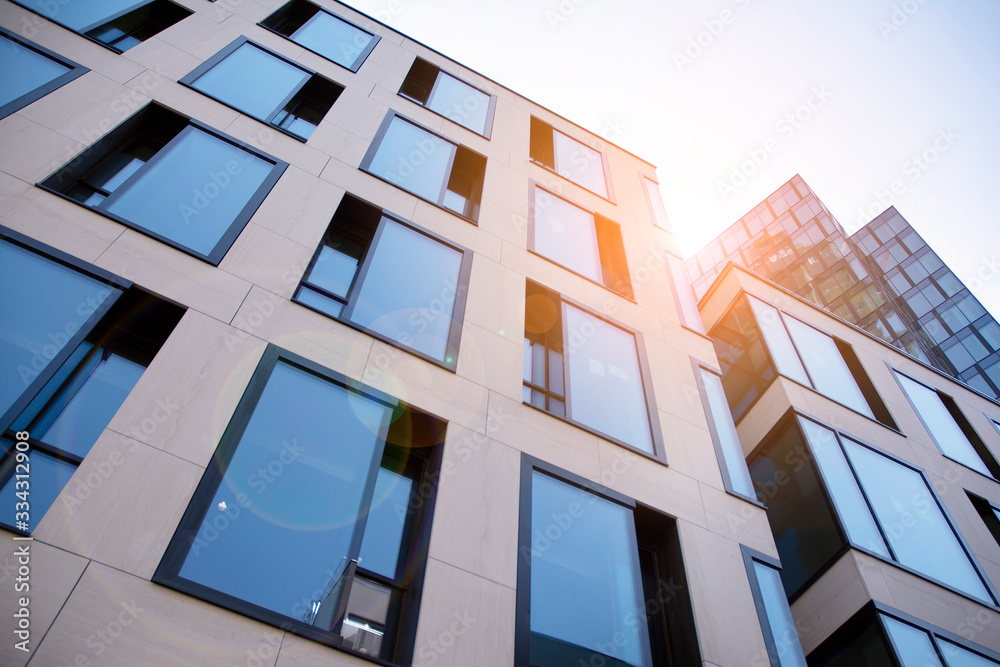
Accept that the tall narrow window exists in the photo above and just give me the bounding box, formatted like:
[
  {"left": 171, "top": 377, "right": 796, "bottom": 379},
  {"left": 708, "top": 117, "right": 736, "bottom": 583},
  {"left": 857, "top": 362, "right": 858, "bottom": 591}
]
[
  {"left": 399, "top": 58, "right": 495, "bottom": 136},
  {"left": 260, "top": 0, "right": 379, "bottom": 72},
  {"left": 294, "top": 195, "right": 471, "bottom": 368},
  {"left": 893, "top": 370, "right": 999, "bottom": 478},
  {"left": 12, "top": 0, "right": 191, "bottom": 52},
  {"left": 0, "top": 28, "right": 88, "bottom": 120},
  {"left": 524, "top": 282, "right": 659, "bottom": 456},
  {"left": 0, "top": 231, "right": 183, "bottom": 533},
  {"left": 361, "top": 113, "right": 486, "bottom": 221},
  {"left": 155, "top": 347, "right": 443, "bottom": 665},
  {"left": 530, "top": 117, "right": 611, "bottom": 198},
  {"left": 741, "top": 547, "right": 807, "bottom": 667},
  {"left": 181, "top": 38, "right": 343, "bottom": 141},
  {"left": 530, "top": 185, "right": 632, "bottom": 298},
  {"left": 697, "top": 364, "right": 755, "bottom": 498},
  {"left": 642, "top": 177, "right": 670, "bottom": 231},
  {"left": 40, "top": 104, "right": 287, "bottom": 264},
  {"left": 516, "top": 458, "right": 701, "bottom": 667}
]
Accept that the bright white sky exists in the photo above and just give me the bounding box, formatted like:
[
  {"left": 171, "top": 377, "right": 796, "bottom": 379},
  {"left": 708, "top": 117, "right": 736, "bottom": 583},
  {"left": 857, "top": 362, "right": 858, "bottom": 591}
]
[{"left": 347, "top": 0, "right": 1000, "bottom": 317}]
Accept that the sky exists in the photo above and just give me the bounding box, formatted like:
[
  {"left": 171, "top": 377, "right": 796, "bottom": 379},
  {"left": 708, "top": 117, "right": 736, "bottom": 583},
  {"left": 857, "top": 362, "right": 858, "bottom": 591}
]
[{"left": 346, "top": 0, "right": 1000, "bottom": 318}]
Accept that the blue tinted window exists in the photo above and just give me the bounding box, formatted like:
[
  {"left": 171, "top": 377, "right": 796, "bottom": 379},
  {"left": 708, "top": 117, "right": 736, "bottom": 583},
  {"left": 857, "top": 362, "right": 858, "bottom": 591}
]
[
  {"left": 0, "top": 449, "right": 76, "bottom": 532},
  {"left": 106, "top": 127, "right": 275, "bottom": 256},
  {"left": 753, "top": 560, "right": 807, "bottom": 667},
  {"left": 19, "top": 0, "right": 149, "bottom": 30},
  {"left": 748, "top": 297, "right": 810, "bottom": 387},
  {"left": 351, "top": 220, "right": 463, "bottom": 362},
  {"left": 0, "top": 241, "right": 116, "bottom": 420},
  {"left": 357, "top": 468, "right": 412, "bottom": 579},
  {"left": 367, "top": 117, "right": 455, "bottom": 203},
  {"left": 882, "top": 616, "right": 941, "bottom": 667},
  {"left": 0, "top": 32, "right": 70, "bottom": 111},
  {"left": 191, "top": 42, "right": 309, "bottom": 120},
  {"left": 292, "top": 9, "right": 375, "bottom": 69},
  {"left": 530, "top": 471, "right": 650, "bottom": 667},
  {"left": 701, "top": 368, "right": 754, "bottom": 497},
  {"left": 178, "top": 361, "right": 394, "bottom": 619},
  {"left": 426, "top": 71, "right": 490, "bottom": 134},
  {"left": 533, "top": 188, "right": 602, "bottom": 283}
]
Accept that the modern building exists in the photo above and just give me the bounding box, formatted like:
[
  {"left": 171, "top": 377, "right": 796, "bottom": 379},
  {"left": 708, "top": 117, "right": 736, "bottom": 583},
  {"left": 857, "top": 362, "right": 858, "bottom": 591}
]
[
  {"left": 0, "top": 1, "right": 785, "bottom": 666},
  {"left": 3, "top": 1, "right": 1000, "bottom": 666},
  {"left": 685, "top": 176, "right": 1000, "bottom": 400}
]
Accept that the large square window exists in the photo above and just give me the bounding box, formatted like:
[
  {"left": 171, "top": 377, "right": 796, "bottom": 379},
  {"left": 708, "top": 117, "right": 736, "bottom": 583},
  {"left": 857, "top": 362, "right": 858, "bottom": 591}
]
[
  {"left": 294, "top": 195, "right": 472, "bottom": 368},
  {"left": 155, "top": 347, "right": 444, "bottom": 665},
  {"left": 530, "top": 116, "right": 611, "bottom": 199},
  {"left": 181, "top": 37, "right": 343, "bottom": 141},
  {"left": 893, "top": 370, "right": 999, "bottom": 478},
  {"left": 515, "top": 457, "right": 701, "bottom": 667},
  {"left": 530, "top": 185, "right": 633, "bottom": 298},
  {"left": 399, "top": 57, "right": 495, "bottom": 136},
  {"left": 0, "top": 230, "right": 183, "bottom": 533},
  {"left": 39, "top": 104, "right": 287, "bottom": 264},
  {"left": 260, "top": 0, "right": 379, "bottom": 72},
  {"left": 12, "top": 0, "right": 191, "bottom": 52},
  {"left": 361, "top": 113, "right": 486, "bottom": 221},
  {"left": 0, "top": 28, "right": 88, "bottom": 120},
  {"left": 523, "top": 282, "right": 660, "bottom": 456}
]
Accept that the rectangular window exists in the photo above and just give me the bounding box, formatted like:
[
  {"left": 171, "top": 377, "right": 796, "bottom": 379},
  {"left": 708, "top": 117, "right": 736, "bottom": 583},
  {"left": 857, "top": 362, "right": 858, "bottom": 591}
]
[
  {"left": 155, "top": 347, "right": 443, "bottom": 665},
  {"left": 530, "top": 185, "right": 633, "bottom": 298},
  {"left": 361, "top": 113, "right": 486, "bottom": 221},
  {"left": 523, "top": 282, "right": 660, "bottom": 456},
  {"left": 0, "top": 27, "right": 88, "bottom": 120},
  {"left": 294, "top": 194, "right": 472, "bottom": 368},
  {"left": 181, "top": 37, "right": 343, "bottom": 141},
  {"left": 530, "top": 116, "right": 611, "bottom": 199},
  {"left": 741, "top": 547, "right": 807, "bottom": 667},
  {"left": 39, "top": 103, "right": 287, "bottom": 264},
  {"left": 0, "top": 230, "right": 183, "bottom": 533},
  {"left": 752, "top": 414, "right": 997, "bottom": 604},
  {"left": 259, "top": 0, "right": 379, "bottom": 72},
  {"left": 893, "top": 370, "right": 999, "bottom": 478},
  {"left": 641, "top": 176, "right": 670, "bottom": 231},
  {"left": 667, "top": 254, "right": 705, "bottom": 333},
  {"left": 696, "top": 364, "right": 755, "bottom": 499},
  {"left": 515, "top": 457, "right": 701, "bottom": 667},
  {"left": 399, "top": 57, "right": 495, "bottom": 137},
  {"left": 13, "top": 0, "right": 191, "bottom": 52}
]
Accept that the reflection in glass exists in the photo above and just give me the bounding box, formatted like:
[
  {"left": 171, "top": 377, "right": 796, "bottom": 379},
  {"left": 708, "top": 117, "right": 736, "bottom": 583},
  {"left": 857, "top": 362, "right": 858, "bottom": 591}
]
[
  {"left": 782, "top": 316, "right": 873, "bottom": 418},
  {"left": 747, "top": 297, "right": 810, "bottom": 386},
  {"left": 367, "top": 117, "right": 455, "bottom": 203},
  {"left": 798, "top": 418, "right": 889, "bottom": 558},
  {"left": 20, "top": 0, "right": 146, "bottom": 30},
  {"left": 191, "top": 43, "right": 308, "bottom": 120},
  {"left": 357, "top": 468, "right": 413, "bottom": 579},
  {"left": 0, "top": 450, "right": 76, "bottom": 531},
  {"left": 753, "top": 561, "right": 807, "bottom": 667},
  {"left": 563, "top": 304, "right": 652, "bottom": 453},
  {"left": 533, "top": 188, "right": 602, "bottom": 283},
  {"left": 426, "top": 71, "right": 490, "bottom": 134},
  {"left": 843, "top": 439, "right": 993, "bottom": 604},
  {"left": 178, "top": 361, "right": 394, "bottom": 620},
  {"left": 552, "top": 129, "right": 608, "bottom": 197},
  {"left": 701, "top": 369, "right": 754, "bottom": 497},
  {"left": 351, "top": 220, "right": 462, "bottom": 362},
  {"left": 107, "top": 128, "right": 274, "bottom": 256},
  {"left": 530, "top": 471, "right": 650, "bottom": 667},
  {"left": 938, "top": 637, "right": 1000, "bottom": 666},
  {"left": 881, "top": 616, "right": 941, "bottom": 667},
  {"left": 292, "top": 10, "right": 374, "bottom": 69},
  {"left": 0, "top": 34, "right": 70, "bottom": 109},
  {"left": 0, "top": 241, "right": 116, "bottom": 418},
  {"left": 894, "top": 372, "right": 991, "bottom": 477}
]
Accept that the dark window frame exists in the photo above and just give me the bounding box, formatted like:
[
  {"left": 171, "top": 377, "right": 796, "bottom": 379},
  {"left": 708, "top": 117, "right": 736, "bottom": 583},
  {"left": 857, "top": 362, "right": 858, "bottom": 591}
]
[
  {"left": 740, "top": 545, "right": 806, "bottom": 667},
  {"left": 692, "top": 359, "right": 762, "bottom": 505},
  {"left": 359, "top": 111, "right": 487, "bottom": 223},
  {"left": 397, "top": 56, "right": 496, "bottom": 138},
  {"left": 153, "top": 344, "right": 442, "bottom": 666},
  {"left": 178, "top": 36, "right": 344, "bottom": 143},
  {"left": 258, "top": 0, "right": 379, "bottom": 73},
  {"left": 0, "top": 26, "right": 89, "bottom": 120},
  {"left": 9, "top": 0, "right": 191, "bottom": 54},
  {"left": 292, "top": 193, "right": 473, "bottom": 371},
  {"left": 890, "top": 367, "right": 1000, "bottom": 480},
  {"left": 37, "top": 102, "right": 288, "bottom": 266},
  {"left": 527, "top": 182, "right": 634, "bottom": 300},
  {"left": 523, "top": 281, "right": 665, "bottom": 463},
  {"left": 529, "top": 116, "right": 615, "bottom": 203},
  {"left": 514, "top": 454, "right": 701, "bottom": 667}
]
